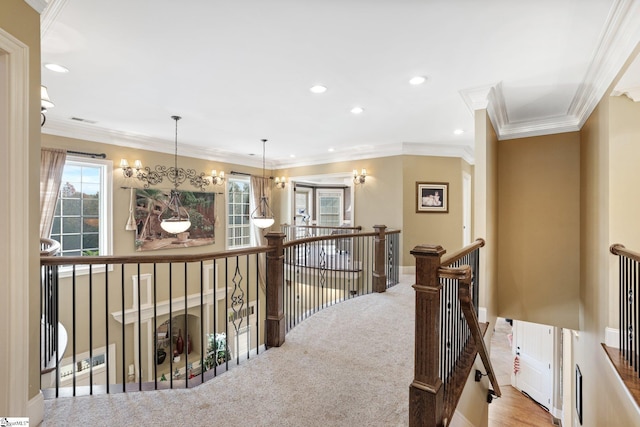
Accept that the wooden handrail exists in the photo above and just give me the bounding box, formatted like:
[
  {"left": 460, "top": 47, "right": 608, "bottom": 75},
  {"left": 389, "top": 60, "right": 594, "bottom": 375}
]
[
  {"left": 282, "top": 228, "right": 400, "bottom": 249},
  {"left": 40, "top": 244, "right": 269, "bottom": 266},
  {"left": 453, "top": 266, "right": 501, "bottom": 398},
  {"left": 282, "top": 224, "right": 363, "bottom": 231},
  {"left": 441, "top": 238, "right": 485, "bottom": 267},
  {"left": 610, "top": 243, "right": 640, "bottom": 263}
]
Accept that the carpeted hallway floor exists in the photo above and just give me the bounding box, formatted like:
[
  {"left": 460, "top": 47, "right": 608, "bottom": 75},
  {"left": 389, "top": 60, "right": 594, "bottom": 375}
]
[{"left": 43, "top": 276, "right": 416, "bottom": 426}]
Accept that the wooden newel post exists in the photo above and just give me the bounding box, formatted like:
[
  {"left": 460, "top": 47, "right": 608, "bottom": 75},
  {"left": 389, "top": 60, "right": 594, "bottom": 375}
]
[
  {"left": 265, "top": 232, "right": 286, "bottom": 347},
  {"left": 372, "top": 225, "right": 387, "bottom": 293},
  {"left": 409, "top": 244, "right": 446, "bottom": 427}
]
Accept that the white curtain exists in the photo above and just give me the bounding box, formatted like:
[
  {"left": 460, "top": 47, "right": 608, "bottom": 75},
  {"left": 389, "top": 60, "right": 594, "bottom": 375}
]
[
  {"left": 250, "top": 176, "right": 272, "bottom": 292},
  {"left": 40, "top": 148, "right": 67, "bottom": 238}
]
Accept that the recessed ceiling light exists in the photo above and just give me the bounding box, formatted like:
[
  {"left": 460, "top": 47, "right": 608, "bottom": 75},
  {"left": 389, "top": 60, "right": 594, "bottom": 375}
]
[
  {"left": 350, "top": 107, "right": 364, "bottom": 114},
  {"left": 328, "top": 148, "right": 335, "bottom": 152},
  {"left": 454, "top": 129, "right": 464, "bottom": 135},
  {"left": 310, "top": 85, "right": 327, "bottom": 94},
  {"left": 409, "top": 76, "right": 427, "bottom": 85},
  {"left": 290, "top": 154, "right": 296, "bottom": 158},
  {"left": 44, "top": 63, "right": 69, "bottom": 73}
]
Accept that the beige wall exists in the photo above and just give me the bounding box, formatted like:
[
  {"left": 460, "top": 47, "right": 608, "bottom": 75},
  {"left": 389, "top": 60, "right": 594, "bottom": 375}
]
[
  {"left": 497, "top": 132, "right": 580, "bottom": 329},
  {"left": 402, "top": 155, "right": 468, "bottom": 265},
  {"left": 0, "top": 0, "right": 42, "bottom": 412},
  {"left": 577, "top": 93, "right": 640, "bottom": 427},
  {"left": 282, "top": 154, "right": 471, "bottom": 268}
]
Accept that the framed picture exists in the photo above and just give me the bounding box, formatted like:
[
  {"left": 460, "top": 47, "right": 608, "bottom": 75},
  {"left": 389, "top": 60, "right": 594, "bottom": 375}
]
[{"left": 416, "top": 182, "right": 448, "bottom": 213}]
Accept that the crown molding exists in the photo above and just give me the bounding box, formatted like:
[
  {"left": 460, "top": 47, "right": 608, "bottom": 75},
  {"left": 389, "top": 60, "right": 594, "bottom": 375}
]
[
  {"left": 44, "top": 118, "right": 475, "bottom": 170},
  {"left": 465, "top": 0, "right": 640, "bottom": 141},
  {"left": 567, "top": 0, "right": 640, "bottom": 129},
  {"left": 40, "top": 0, "right": 70, "bottom": 38},
  {"left": 459, "top": 84, "right": 498, "bottom": 115},
  {"left": 612, "top": 86, "right": 640, "bottom": 102},
  {"left": 24, "top": 0, "right": 47, "bottom": 13},
  {"left": 43, "top": 118, "right": 267, "bottom": 169}
]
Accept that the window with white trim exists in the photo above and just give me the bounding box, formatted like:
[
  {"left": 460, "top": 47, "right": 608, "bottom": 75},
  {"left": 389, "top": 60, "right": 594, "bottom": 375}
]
[
  {"left": 50, "top": 157, "right": 112, "bottom": 259},
  {"left": 316, "top": 189, "right": 343, "bottom": 226},
  {"left": 227, "top": 177, "right": 251, "bottom": 248}
]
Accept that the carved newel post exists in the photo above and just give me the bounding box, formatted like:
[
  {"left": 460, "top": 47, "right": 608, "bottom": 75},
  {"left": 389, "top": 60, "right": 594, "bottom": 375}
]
[
  {"left": 265, "top": 232, "right": 286, "bottom": 347},
  {"left": 372, "top": 225, "right": 387, "bottom": 293},
  {"left": 409, "top": 244, "right": 445, "bottom": 427}
]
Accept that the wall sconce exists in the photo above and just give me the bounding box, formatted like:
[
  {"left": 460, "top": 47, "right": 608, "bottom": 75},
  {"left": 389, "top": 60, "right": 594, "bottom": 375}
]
[
  {"left": 211, "top": 170, "right": 225, "bottom": 186},
  {"left": 120, "top": 159, "right": 142, "bottom": 178},
  {"left": 41, "top": 85, "right": 55, "bottom": 127},
  {"left": 353, "top": 168, "right": 367, "bottom": 184},
  {"left": 274, "top": 176, "right": 286, "bottom": 189},
  {"left": 120, "top": 157, "right": 225, "bottom": 191}
]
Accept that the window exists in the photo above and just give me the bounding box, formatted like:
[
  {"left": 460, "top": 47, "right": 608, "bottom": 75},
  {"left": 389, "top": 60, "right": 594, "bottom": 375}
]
[
  {"left": 316, "top": 189, "right": 343, "bottom": 226},
  {"left": 227, "top": 178, "right": 251, "bottom": 248},
  {"left": 50, "top": 157, "right": 112, "bottom": 259}
]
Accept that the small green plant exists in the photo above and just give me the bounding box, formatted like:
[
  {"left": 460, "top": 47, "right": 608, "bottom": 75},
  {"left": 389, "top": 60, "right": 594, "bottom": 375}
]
[
  {"left": 203, "top": 333, "right": 229, "bottom": 370},
  {"left": 82, "top": 249, "right": 100, "bottom": 256}
]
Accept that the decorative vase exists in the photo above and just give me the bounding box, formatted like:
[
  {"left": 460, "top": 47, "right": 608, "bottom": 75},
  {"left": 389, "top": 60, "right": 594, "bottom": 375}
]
[
  {"left": 187, "top": 334, "right": 193, "bottom": 354},
  {"left": 176, "top": 329, "right": 184, "bottom": 354}
]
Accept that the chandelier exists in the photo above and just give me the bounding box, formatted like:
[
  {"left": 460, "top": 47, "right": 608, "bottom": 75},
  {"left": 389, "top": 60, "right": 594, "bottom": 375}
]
[
  {"left": 158, "top": 116, "right": 191, "bottom": 234},
  {"left": 251, "top": 139, "right": 275, "bottom": 229}
]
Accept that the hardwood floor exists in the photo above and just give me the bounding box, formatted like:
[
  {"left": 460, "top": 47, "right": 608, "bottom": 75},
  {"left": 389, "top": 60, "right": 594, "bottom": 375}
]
[{"left": 489, "top": 318, "right": 556, "bottom": 427}]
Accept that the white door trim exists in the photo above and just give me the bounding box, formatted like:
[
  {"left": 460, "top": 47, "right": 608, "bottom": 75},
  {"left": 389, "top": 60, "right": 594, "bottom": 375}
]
[{"left": 0, "top": 27, "right": 31, "bottom": 418}]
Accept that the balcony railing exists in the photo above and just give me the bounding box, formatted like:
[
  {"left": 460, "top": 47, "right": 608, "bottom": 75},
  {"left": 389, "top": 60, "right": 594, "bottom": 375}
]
[
  {"left": 409, "top": 239, "right": 500, "bottom": 427},
  {"left": 607, "top": 243, "right": 640, "bottom": 408},
  {"left": 40, "top": 225, "right": 400, "bottom": 398}
]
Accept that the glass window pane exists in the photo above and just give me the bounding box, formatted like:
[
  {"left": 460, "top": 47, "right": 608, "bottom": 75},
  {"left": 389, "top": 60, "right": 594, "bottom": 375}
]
[
  {"left": 52, "top": 217, "right": 60, "bottom": 234},
  {"left": 62, "top": 199, "right": 81, "bottom": 215},
  {"left": 81, "top": 167, "right": 100, "bottom": 183},
  {"left": 82, "top": 183, "right": 100, "bottom": 198},
  {"left": 83, "top": 233, "right": 99, "bottom": 250},
  {"left": 62, "top": 217, "right": 82, "bottom": 233},
  {"left": 63, "top": 234, "right": 81, "bottom": 251},
  {"left": 83, "top": 218, "right": 99, "bottom": 233},
  {"left": 83, "top": 199, "right": 99, "bottom": 216}
]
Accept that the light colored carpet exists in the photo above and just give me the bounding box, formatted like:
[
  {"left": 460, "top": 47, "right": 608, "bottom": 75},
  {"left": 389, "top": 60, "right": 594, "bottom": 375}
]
[{"left": 43, "top": 275, "right": 415, "bottom": 427}]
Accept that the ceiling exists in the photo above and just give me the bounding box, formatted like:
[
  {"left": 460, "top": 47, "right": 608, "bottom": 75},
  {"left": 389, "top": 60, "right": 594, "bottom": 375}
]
[{"left": 39, "top": 0, "right": 640, "bottom": 169}]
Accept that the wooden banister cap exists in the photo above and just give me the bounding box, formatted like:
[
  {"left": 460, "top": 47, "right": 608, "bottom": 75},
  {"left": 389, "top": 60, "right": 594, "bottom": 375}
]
[{"left": 410, "top": 244, "right": 446, "bottom": 257}]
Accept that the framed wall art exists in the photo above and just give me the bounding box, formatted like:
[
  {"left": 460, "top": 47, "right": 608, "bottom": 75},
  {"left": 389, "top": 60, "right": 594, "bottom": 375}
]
[
  {"left": 416, "top": 182, "right": 448, "bottom": 213},
  {"left": 133, "top": 188, "right": 215, "bottom": 251}
]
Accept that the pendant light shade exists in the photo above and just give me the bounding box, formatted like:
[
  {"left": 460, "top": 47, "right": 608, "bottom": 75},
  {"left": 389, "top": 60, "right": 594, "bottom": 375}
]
[
  {"left": 251, "top": 139, "right": 275, "bottom": 229},
  {"left": 159, "top": 116, "right": 191, "bottom": 234}
]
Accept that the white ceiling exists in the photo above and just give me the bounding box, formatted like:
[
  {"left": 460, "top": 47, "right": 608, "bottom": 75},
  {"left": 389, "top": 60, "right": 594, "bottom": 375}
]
[{"left": 39, "top": 0, "right": 640, "bottom": 169}]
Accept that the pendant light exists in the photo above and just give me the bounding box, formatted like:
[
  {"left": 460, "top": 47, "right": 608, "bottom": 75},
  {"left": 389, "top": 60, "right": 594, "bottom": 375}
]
[
  {"left": 251, "top": 139, "right": 275, "bottom": 229},
  {"left": 159, "top": 116, "right": 191, "bottom": 234}
]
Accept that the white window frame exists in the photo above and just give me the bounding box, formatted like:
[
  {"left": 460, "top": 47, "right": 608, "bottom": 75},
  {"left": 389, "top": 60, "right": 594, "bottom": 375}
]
[
  {"left": 227, "top": 176, "right": 252, "bottom": 249},
  {"left": 316, "top": 188, "right": 343, "bottom": 227},
  {"left": 53, "top": 156, "right": 113, "bottom": 277}
]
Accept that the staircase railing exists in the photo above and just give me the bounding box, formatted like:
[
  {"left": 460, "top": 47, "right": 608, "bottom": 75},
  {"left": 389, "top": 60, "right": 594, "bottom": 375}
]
[
  {"left": 607, "top": 243, "right": 640, "bottom": 407},
  {"left": 40, "top": 225, "right": 400, "bottom": 398},
  {"left": 409, "top": 239, "right": 501, "bottom": 427}
]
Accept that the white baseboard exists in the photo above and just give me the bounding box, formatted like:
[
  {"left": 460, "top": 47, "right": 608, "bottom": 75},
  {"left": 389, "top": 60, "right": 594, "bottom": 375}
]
[
  {"left": 605, "top": 327, "right": 620, "bottom": 348},
  {"left": 478, "top": 307, "right": 487, "bottom": 324},
  {"left": 28, "top": 391, "right": 44, "bottom": 426}
]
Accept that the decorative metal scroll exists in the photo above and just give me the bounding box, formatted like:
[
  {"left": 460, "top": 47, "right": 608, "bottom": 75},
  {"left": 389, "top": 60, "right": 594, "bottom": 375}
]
[
  {"left": 230, "top": 259, "right": 245, "bottom": 336},
  {"left": 135, "top": 165, "right": 213, "bottom": 191}
]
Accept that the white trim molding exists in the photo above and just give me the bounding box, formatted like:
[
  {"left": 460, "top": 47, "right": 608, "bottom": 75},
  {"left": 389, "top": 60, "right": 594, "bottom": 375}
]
[
  {"left": 460, "top": 0, "right": 640, "bottom": 142},
  {"left": 0, "top": 27, "right": 32, "bottom": 418},
  {"left": 24, "top": 0, "right": 47, "bottom": 13},
  {"left": 605, "top": 327, "right": 620, "bottom": 348}
]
